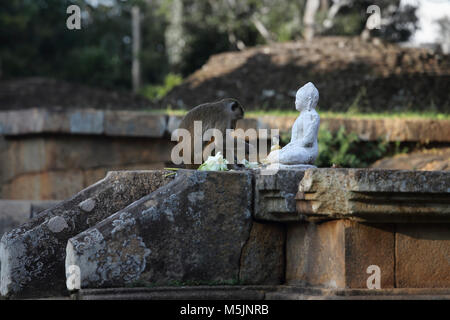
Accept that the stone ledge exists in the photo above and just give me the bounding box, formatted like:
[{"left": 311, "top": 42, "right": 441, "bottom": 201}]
[
  {"left": 73, "top": 285, "right": 450, "bottom": 300},
  {"left": 254, "top": 169, "right": 306, "bottom": 222},
  {"left": 75, "top": 285, "right": 276, "bottom": 300},
  {"left": 236, "top": 116, "right": 450, "bottom": 143},
  {"left": 266, "top": 286, "right": 450, "bottom": 300},
  {"left": 2, "top": 109, "right": 449, "bottom": 143},
  {"left": 0, "top": 109, "right": 168, "bottom": 138},
  {"left": 295, "top": 168, "right": 450, "bottom": 223}
]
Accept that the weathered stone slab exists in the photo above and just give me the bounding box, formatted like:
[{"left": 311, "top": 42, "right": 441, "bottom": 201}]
[
  {"left": 0, "top": 135, "right": 174, "bottom": 200},
  {"left": 254, "top": 169, "right": 305, "bottom": 222},
  {"left": 396, "top": 224, "right": 450, "bottom": 288},
  {"left": 0, "top": 109, "right": 167, "bottom": 138},
  {"left": 0, "top": 109, "right": 57, "bottom": 135},
  {"left": 104, "top": 111, "right": 166, "bottom": 137},
  {"left": 239, "top": 222, "right": 285, "bottom": 285},
  {"left": 66, "top": 170, "right": 253, "bottom": 289},
  {"left": 0, "top": 171, "right": 174, "bottom": 298},
  {"left": 344, "top": 222, "right": 395, "bottom": 289},
  {"left": 2, "top": 109, "right": 450, "bottom": 142},
  {"left": 286, "top": 220, "right": 395, "bottom": 289},
  {"left": 286, "top": 221, "right": 345, "bottom": 288},
  {"left": 296, "top": 168, "right": 450, "bottom": 223},
  {"left": 167, "top": 116, "right": 182, "bottom": 135},
  {"left": 76, "top": 285, "right": 276, "bottom": 300},
  {"left": 69, "top": 110, "right": 104, "bottom": 134}
]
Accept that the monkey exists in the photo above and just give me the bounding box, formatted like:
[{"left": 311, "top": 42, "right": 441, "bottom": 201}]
[{"left": 175, "top": 98, "right": 251, "bottom": 169}]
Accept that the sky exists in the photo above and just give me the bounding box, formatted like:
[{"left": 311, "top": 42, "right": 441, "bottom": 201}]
[{"left": 401, "top": 0, "right": 450, "bottom": 44}]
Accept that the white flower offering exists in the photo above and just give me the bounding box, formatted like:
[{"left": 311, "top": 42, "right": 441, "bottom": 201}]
[{"left": 198, "top": 152, "right": 229, "bottom": 171}]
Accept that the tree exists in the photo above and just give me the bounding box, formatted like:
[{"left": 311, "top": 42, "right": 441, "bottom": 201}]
[
  {"left": 131, "top": 5, "right": 141, "bottom": 93},
  {"left": 303, "top": 0, "right": 320, "bottom": 40}
]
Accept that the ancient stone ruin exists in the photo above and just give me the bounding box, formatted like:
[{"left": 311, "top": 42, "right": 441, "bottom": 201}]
[{"left": 0, "top": 167, "right": 449, "bottom": 299}]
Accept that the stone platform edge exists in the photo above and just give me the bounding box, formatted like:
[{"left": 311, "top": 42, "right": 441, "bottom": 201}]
[{"left": 1, "top": 108, "right": 449, "bottom": 142}]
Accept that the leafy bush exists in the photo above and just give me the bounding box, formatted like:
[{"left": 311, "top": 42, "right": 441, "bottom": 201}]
[
  {"left": 140, "top": 73, "right": 183, "bottom": 101},
  {"left": 317, "top": 125, "right": 388, "bottom": 167},
  {"left": 280, "top": 124, "right": 389, "bottom": 168}
]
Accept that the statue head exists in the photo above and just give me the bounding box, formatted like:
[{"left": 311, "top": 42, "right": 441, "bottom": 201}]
[{"left": 295, "top": 82, "right": 319, "bottom": 111}]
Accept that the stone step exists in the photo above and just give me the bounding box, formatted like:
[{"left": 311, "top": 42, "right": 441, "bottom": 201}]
[
  {"left": 75, "top": 285, "right": 275, "bottom": 300},
  {"left": 0, "top": 170, "right": 175, "bottom": 298},
  {"left": 74, "top": 286, "right": 450, "bottom": 300}
]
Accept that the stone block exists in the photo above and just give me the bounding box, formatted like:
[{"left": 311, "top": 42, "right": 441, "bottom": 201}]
[
  {"left": 167, "top": 116, "right": 182, "bottom": 135},
  {"left": 239, "top": 222, "right": 285, "bottom": 285},
  {"left": 1, "top": 170, "right": 85, "bottom": 200},
  {"left": 297, "top": 168, "right": 450, "bottom": 223},
  {"left": 254, "top": 169, "right": 305, "bottom": 222},
  {"left": 0, "top": 171, "right": 175, "bottom": 298},
  {"left": 286, "top": 221, "right": 345, "bottom": 288},
  {"left": 66, "top": 170, "right": 253, "bottom": 289},
  {"left": 286, "top": 220, "right": 395, "bottom": 289},
  {"left": 396, "top": 224, "right": 450, "bottom": 288},
  {"left": 0, "top": 134, "right": 174, "bottom": 199},
  {"left": 344, "top": 222, "right": 395, "bottom": 289},
  {"left": 104, "top": 111, "right": 167, "bottom": 137},
  {"left": 69, "top": 110, "right": 104, "bottom": 134}
]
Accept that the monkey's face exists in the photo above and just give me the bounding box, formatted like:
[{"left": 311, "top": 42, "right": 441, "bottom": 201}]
[{"left": 222, "top": 98, "right": 244, "bottom": 121}]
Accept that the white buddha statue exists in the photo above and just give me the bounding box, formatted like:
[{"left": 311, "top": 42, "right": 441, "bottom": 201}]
[{"left": 265, "top": 82, "right": 320, "bottom": 168}]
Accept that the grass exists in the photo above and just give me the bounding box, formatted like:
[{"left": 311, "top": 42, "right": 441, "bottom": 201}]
[{"left": 145, "top": 108, "right": 450, "bottom": 120}]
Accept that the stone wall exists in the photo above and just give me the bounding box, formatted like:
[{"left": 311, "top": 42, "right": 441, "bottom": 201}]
[
  {"left": 0, "top": 109, "right": 178, "bottom": 200},
  {"left": 287, "top": 168, "right": 450, "bottom": 289},
  {"left": 0, "top": 168, "right": 448, "bottom": 299},
  {"left": 2, "top": 108, "right": 449, "bottom": 201},
  {"left": 0, "top": 135, "right": 174, "bottom": 200}
]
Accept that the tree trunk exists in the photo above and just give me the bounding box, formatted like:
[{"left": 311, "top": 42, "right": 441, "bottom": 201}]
[
  {"left": 165, "top": 0, "right": 184, "bottom": 69},
  {"left": 131, "top": 6, "right": 141, "bottom": 94},
  {"left": 303, "top": 0, "right": 320, "bottom": 41}
]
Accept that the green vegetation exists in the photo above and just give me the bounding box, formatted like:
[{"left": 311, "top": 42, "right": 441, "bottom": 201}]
[
  {"left": 279, "top": 124, "right": 398, "bottom": 168},
  {"left": 316, "top": 112, "right": 450, "bottom": 120},
  {"left": 316, "top": 125, "right": 388, "bottom": 168},
  {"left": 140, "top": 73, "right": 183, "bottom": 101},
  {"left": 1, "top": 0, "right": 419, "bottom": 91},
  {"left": 145, "top": 108, "right": 450, "bottom": 120}
]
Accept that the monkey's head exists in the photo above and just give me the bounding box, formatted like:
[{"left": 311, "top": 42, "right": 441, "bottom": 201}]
[{"left": 220, "top": 98, "right": 244, "bottom": 123}]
